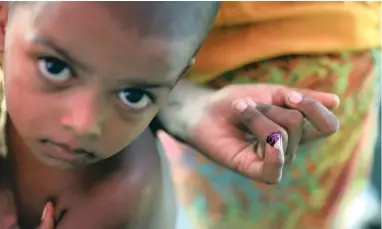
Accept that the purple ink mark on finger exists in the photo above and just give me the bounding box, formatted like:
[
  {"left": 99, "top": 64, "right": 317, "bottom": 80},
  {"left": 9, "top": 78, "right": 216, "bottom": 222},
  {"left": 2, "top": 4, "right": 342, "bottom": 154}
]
[{"left": 266, "top": 132, "right": 280, "bottom": 147}]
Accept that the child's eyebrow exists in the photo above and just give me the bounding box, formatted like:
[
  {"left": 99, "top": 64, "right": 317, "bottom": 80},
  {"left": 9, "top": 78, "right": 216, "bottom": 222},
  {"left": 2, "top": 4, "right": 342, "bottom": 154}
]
[
  {"left": 31, "top": 36, "right": 90, "bottom": 72},
  {"left": 116, "top": 79, "right": 174, "bottom": 89},
  {"left": 31, "top": 37, "right": 175, "bottom": 89}
]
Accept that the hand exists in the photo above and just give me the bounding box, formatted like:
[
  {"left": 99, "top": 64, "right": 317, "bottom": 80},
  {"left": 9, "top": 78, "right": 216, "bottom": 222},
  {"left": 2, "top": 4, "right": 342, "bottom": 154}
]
[
  {"left": 37, "top": 202, "right": 54, "bottom": 229},
  {"left": 173, "top": 84, "right": 340, "bottom": 184}
]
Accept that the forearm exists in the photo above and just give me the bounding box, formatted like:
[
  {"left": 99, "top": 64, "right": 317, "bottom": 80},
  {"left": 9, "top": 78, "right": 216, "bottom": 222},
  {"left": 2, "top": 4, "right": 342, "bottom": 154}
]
[{"left": 156, "top": 78, "right": 214, "bottom": 142}]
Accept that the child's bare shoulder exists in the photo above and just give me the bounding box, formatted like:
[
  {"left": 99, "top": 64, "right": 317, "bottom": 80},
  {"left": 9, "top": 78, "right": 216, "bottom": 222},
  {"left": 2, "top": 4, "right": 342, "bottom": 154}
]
[{"left": 107, "top": 129, "right": 176, "bottom": 229}]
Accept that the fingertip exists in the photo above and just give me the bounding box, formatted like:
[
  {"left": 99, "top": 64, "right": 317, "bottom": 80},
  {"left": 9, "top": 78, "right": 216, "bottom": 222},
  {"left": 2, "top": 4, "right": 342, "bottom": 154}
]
[
  {"left": 265, "top": 132, "right": 284, "bottom": 164},
  {"left": 232, "top": 99, "right": 249, "bottom": 113},
  {"left": 40, "top": 201, "right": 54, "bottom": 228},
  {"left": 232, "top": 98, "right": 256, "bottom": 114},
  {"left": 332, "top": 94, "right": 340, "bottom": 109},
  {"left": 41, "top": 202, "right": 48, "bottom": 221},
  {"left": 288, "top": 91, "right": 303, "bottom": 105},
  {"left": 244, "top": 97, "right": 257, "bottom": 107},
  {"left": 265, "top": 132, "right": 282, "bottom": 149}
]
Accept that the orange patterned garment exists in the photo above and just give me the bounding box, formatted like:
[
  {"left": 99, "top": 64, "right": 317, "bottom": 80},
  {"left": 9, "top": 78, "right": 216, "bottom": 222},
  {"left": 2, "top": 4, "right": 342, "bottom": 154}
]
[
  {"left": 160, "top": 2, "right": 381, "bottom": 229},
  {"left": 188, "top": 1, "right": 381, "bottom": 83}
]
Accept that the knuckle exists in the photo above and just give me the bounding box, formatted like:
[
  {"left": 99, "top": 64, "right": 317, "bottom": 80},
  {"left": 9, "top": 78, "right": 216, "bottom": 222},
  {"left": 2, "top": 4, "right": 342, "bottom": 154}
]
[
  {"left": 236, "top": 162, "right": 249, "bottom": 175},
  {"left": 231, "top": 152, "right": 252, "bottom": 175},
  {"left": 285, "top": 110, "right": 304, "bottom": 129},
  {"left": 240, "top": 110, "right": 256, "bottom": 125},
  {"left": 241, "top": 108, "right": 262, "bottom": 126}
]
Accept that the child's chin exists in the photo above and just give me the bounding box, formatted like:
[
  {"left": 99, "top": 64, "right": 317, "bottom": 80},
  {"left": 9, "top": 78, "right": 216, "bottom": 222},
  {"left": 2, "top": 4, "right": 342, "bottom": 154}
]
[{"left": 38, "top": 154, "right": 89, "bottom": 170}]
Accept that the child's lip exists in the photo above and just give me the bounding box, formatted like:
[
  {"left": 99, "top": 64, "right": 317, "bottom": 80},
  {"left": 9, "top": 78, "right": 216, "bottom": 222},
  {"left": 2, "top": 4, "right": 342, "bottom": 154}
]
[{"left": 41, "top": 139, "right": 96, "bottom": 160}]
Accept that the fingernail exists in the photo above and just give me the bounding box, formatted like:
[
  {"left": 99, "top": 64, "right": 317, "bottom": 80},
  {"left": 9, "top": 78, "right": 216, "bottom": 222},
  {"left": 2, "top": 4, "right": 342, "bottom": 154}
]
[
  {"left": 233, "top": 99, "right": 248, "bottom": 113},
  {"left": 333, "top": 95, "right": 340, "bottom": 108},
  {"left": 245, "top": 98, "right": 257, "bottom": 107},
  {"left": 41, "top": 203, "right": 48, "bottom": 221},
  {"left": 288, "top": 91, "right": 303, "bottom": 104},
  {"left": 266, "top": 132, "right": 282, "bottom": 149}
]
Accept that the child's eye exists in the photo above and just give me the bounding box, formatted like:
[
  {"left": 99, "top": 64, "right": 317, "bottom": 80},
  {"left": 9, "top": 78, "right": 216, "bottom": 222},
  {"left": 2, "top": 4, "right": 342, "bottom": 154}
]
[
  {"left": 37, "top": 56, "right": 72, "bottom": 82},
  {"left": 118, "top": 89, "right": 155, "bottom": 110}
]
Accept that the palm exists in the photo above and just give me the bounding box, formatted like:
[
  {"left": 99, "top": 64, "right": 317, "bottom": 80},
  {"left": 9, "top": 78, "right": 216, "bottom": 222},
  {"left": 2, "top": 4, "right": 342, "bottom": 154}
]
[
  {"left": 187, "top": 84, "right": 338, "bottom": 179},
  {"left": 188, "top": 85, "right": 278, "bottom": 175}
]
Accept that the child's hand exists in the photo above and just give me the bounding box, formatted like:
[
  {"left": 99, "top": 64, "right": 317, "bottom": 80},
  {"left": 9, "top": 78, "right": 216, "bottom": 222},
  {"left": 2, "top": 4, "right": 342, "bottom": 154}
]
[
  {"left": 165, "top": 83, "right": 340, "bottom": 184},
  {"left": 37, "top": 202, "right": 54, "bottom": 229}
]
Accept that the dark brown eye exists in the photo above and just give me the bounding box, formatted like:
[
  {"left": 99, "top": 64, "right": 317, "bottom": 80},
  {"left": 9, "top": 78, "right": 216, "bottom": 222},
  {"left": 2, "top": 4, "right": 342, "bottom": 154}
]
[
  {"left": 118, "top": 89, "right": 155, "bottom": 109},
  {"left": 38, "top": 56, "right": 72, "bottom": 82}
]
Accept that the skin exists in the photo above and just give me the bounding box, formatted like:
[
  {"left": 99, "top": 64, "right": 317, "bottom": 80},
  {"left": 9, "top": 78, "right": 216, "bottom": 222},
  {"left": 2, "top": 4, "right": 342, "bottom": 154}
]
[
  {"left": 4, "top": 2, "right": 193, "bottom": 169},
  {"left": 0, "top": 1, "right": 338, "bottom": 227},
  {"left": 158, "top": 80, "right": 340, "bottom": 183},
  {"left": 0, "top": 2, "right": 215, "bottom": 228}
]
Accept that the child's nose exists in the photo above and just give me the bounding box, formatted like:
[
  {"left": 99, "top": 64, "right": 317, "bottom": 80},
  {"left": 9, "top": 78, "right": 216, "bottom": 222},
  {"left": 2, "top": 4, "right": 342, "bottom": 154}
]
[{"left": 59, "top": 92, "right": 105, "bottom": 137}]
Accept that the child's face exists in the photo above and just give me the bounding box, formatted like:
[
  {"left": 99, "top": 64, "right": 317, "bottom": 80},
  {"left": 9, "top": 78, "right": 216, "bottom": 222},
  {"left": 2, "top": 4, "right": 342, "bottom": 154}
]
[{"left": 3, "top": 2, "right": 192, "bottom": 169}]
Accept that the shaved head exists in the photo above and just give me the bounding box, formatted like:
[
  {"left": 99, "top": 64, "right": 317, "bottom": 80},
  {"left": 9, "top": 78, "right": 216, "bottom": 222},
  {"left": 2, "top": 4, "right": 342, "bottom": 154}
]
[{"left": 9, "top": 1, "right": 219, "bottom": 54}]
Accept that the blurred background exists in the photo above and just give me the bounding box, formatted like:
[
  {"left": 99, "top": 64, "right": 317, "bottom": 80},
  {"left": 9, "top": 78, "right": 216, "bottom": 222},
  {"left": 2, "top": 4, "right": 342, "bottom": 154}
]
[
  {"left": 368, "top": 51, "right": 381, "bottom": 229},
  {"left": 160, "top": 2, "right": 381, "bottom": 229}
]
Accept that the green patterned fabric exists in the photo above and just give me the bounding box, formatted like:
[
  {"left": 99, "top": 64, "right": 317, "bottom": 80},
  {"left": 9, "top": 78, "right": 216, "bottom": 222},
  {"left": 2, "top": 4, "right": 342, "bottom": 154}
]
[{"left": 161, "top": 50, "right": 380, "bottom": 229}]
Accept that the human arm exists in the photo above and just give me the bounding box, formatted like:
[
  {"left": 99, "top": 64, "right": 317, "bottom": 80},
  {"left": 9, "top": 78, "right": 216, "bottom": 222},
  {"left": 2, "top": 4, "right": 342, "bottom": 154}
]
[{"left": 156, "top": 79, "right": 340, "bottom": 183}]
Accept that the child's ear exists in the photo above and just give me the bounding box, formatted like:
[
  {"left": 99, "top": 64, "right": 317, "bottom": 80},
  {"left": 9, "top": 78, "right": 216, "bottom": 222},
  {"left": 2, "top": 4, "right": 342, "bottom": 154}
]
[
  {"left": 0, "top": 2, "right": 8, "bottom": 53},
  {"left": 175, "top": 58, "right": 195, "bottom": 84}
]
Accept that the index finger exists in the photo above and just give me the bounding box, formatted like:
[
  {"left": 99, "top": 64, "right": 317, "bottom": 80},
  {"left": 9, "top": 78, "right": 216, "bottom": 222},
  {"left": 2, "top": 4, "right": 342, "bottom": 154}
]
[{"left": 37, "top": 202, "right": 55, "bottom": 229}]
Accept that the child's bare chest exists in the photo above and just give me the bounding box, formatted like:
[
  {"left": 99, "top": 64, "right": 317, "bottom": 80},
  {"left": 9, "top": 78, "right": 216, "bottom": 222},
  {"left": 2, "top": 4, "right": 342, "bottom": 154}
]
[{"left": 12, "top": 170, "right": 157, "bottom": 229}]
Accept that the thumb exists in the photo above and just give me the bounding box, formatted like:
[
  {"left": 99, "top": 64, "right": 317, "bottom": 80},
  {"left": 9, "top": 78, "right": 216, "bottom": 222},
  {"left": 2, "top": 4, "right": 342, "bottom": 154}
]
[{"left": 37, "top": 202, "right": 54, "bottom": 229}]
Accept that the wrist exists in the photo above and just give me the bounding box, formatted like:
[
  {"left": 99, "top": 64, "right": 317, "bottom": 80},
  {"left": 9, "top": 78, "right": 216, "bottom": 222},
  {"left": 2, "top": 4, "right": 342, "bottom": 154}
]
[{"left": 157, "top": 79, "right": 214, "bottom": 142}]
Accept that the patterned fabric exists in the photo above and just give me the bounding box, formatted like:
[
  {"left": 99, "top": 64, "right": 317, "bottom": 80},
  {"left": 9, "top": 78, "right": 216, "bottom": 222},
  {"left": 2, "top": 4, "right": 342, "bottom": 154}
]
[
  {"left": 160, "top": 50, "right": 380, "bottom": 229},
  {"left": 188, "top": 2, "right": 381, "bottom": 84}
]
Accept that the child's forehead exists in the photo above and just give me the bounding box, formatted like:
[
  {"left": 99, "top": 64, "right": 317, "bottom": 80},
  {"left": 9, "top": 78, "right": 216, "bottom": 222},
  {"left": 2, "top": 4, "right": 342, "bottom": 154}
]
[
  {"left": 8, "top": 2, "right": 219, "bottom": 82},
  {"left": 18, "top": 2, "right": 196, "bottom": 79},
  {"left": 30, "top": 2, "right": 201, "bottom": 40},
  {"left": 31, "top": 2, "right": 198, "bottom": 58}
]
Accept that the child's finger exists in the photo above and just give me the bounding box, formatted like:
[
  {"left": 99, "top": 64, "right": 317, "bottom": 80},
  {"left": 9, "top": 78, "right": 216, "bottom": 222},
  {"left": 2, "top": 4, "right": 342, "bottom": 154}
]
[
  {"left": 232, "top": 98, "right": 288, "bottom": 153},
  {"left": 295, "top": 88, "right": 340, "bottom": 110},
  {"left": 236, "top": 133, "right": 285, "bottom": 184},
  {"left": 255, "top": 103, "right": 304, "bottom": 163},
  {"left": 231, "top": 98, "right": 287, "bottom": 183},
  {"left": 284, "top": 91, "right": 340, "bottom": 142},
  {"left": 269, "top": 85, "right": 340, "bottom": 110},
  {"left": 37, "top": 202, "right": 54, "bottom": 229},
  {"left": 260, "top": 133, "right": 285, "bottom": 184}
]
